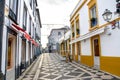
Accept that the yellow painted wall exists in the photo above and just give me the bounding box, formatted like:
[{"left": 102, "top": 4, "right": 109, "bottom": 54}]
[
  {"left": 75, "top": 55, "right": 78, "bottom": 61},
  {"left": 81, "top": 55, "right": 93, "bottom": 67},
  {"left": 100, "top": 56, "right": 120, "bottom": 77}
]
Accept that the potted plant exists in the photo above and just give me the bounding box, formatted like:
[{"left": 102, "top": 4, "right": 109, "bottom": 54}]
[
  {"left": 90, "top": 17, "right": 97, "bottom": 27},
  {"left": 76, "top": 28, "right": 80, "bottom": 35}
]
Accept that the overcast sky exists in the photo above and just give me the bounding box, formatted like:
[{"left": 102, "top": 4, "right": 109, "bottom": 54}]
[{"left": 37, "top": 0, "right": 79, "bottom": 48}]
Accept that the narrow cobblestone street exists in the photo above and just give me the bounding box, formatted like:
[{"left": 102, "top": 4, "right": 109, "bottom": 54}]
[{"left": 20, "top": 53, "right": 120, "bottom": 80}]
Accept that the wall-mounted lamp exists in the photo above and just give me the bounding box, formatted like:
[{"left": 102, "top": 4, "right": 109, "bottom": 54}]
[
  {"left": 102, "top": 9, "right": 112, "bottom": 22},
  {"left": 102, "top": 9, "right": 120, "bottom": 29}
]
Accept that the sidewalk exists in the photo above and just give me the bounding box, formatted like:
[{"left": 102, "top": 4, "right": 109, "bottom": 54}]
[{"left": 17, "top": 55, "right": 42, "bottom": 80}]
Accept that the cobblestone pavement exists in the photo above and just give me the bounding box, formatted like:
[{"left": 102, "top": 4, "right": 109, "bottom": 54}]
[{"left": 21, "top": 53, "right": 120, "bottom": 80}]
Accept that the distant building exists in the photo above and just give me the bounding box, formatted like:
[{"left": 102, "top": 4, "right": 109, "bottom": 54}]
[
  {"left": 48, "top": 26, "right": 69, "bottom": 53},
  {"left": 59, "top": 30, "right": 71, "bottom": 57}
]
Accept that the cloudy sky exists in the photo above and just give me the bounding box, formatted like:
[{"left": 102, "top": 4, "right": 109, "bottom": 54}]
[{"left": 37, "top": 0, "right": 79, "bottom": 48}]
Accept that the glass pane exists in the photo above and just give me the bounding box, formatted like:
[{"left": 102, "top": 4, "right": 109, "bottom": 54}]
[{"left": 90, "top": 5, "right": 96, "bottom": 18}]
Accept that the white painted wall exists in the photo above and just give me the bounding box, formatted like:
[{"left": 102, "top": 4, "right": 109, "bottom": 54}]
[
  {"left": 79, "top": 2, "right": 89, "bottom": 35},
  {"left": 100, "top": 23, "right": 120, "bottom": 57},
  {"left": 97, "top": 0, "right": 117, "bottom": 26},
  {"left": 18, "top": 0, "right": 24, "bottom": 66},
  {"left": 18, "top": 38, "right": 22, "bottom": 65},
  {"left": 1, "top": 26, "right": 7, "bottom": 74},
  {"left": 81, "top": 39, "right": 91, "bottom": 55}
]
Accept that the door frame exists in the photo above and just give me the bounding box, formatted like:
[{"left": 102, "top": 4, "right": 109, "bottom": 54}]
[
  {"left": 91, "top": 35, "right": 101, "bottom": 68},
  {"left": 76, "top": 41, "right": 81, "bottom": 62}
]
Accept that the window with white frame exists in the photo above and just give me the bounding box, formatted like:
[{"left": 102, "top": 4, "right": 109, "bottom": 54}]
[
  {"left": 10, "top": 0, "right": 18, "bottom": 14},
  {"left": 23, "top": 4, "right": 27, "bottom": 30}
]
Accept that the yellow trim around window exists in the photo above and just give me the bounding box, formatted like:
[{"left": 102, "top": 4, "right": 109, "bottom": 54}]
[
  {"left": 75, "top": 14, "right": 79, "bottom": 21},
  {"left": 75, "top": 15, "right": 80, "bottom": 38},
  {"left": 88, "top": 0, "right": 99, "bottom": 31}
]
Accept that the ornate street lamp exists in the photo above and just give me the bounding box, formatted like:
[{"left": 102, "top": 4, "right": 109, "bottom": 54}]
[
  {"left": 102, "top": 9, "right": 120, "bottom": 30},
  {"left": 102, "top": 9, "right": 112, "bottom": 22}
]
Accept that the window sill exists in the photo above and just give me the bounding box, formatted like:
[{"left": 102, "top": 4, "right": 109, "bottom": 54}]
[{"left": 89, "top": 25, "right": 99, "bottom": 31}]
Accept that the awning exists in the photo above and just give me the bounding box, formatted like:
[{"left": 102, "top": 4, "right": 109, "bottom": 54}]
[
  {"left": 24, "top": 32, "right": 31, "bottom": 41},
  {"left": 31, "top": 39, "right": 39, "bottom": 46},
  {"left": 12, "top": 23, "right": 31, "bottom": 41},
  {"left": 12, "top": 23, "right": 39, "bottom": 46},
  {"left": 12, "top": 23, "right": 25, "bottom": 32}
]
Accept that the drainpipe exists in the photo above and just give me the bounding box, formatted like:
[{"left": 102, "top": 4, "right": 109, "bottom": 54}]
[{"left": 0, "top": 0, "right": 5, "bottom": 79}]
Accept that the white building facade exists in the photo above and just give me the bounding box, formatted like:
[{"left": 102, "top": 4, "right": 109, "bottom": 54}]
[
  {"left": 48, "top": 27, "right": 69, "bottom": 53},
  {"left": 0, "top": 0, "right": 42, "bottom": 80},
  {"left": 70, "top": 0, "right": 120, "bottom": 77}
]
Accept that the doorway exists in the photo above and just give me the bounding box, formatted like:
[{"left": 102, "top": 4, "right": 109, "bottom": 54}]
[
  {"left": 92, "top": 35, "right": 101, "bottom": 69},
  {"left": 28, "top": 43, "right": 31, "bottom": 65},
  {"left": 72, "top": 43, "right": 75, "bottom": 60},
  {"left": 6, "top": 33, "right": 16, "bottom": 80},
  {"left": 76, "top": 41, "right": 81, "bottom": 62}
]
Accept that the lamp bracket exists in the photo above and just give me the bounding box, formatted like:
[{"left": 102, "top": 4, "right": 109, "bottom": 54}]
[{"left": 111, "top": 20, "right": 120, "bottom": 29}]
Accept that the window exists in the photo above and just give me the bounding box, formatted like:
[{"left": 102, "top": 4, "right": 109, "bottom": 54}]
[
  {"left": 72, "top": 24, "right": 74, "bottom": 38},
  {"left": 88, "top": 0, "right": 98, "bottom": 29},
  {"left": 29, "top": 17, "right": 31, "bottom": 35},
  {"left": 33, "top": 0, "right": 35, "bottom": 16},
  {"left": 7, "top": 38, "right": 12, "bottom": 69},
  {"left": 10, "top": 0, "right": 18, "bottom": 14},
  {"left": 23, "top": 4, "right": 27, "bottom": 30},
  {"left": 32, "top": 24, "right": 35, "bottom": 38},
  {"left": 30, "top": 0, "right": 33, "bottom": 9},
  {"left": 9, "top": 0, "right": 18, "bottom": 22},
  {"left": 76, "top": 20, "right": 80, "bottom": 35},
  {"left": 90, "top": 5, "right": 97, "bottom": 27},
  {"left": 58, "top": 32, "right": 61, "bottom": 36}
]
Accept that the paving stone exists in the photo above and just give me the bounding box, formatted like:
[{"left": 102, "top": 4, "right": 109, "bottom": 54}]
[
  {"left": 21, "top": 53, "right": 120, "bottom": 80},
  {"left": 44, "top": 75, "right": 58, "bottom": 79}
]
